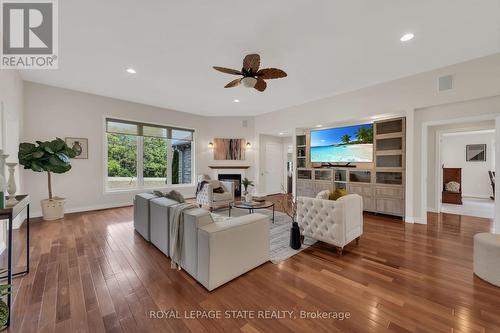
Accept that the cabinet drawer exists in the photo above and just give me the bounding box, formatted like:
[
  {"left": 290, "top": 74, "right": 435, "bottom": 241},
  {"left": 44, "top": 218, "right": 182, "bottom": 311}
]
[
  {"left": 375, "top": 186, "right": 404, "bottom": 198},
  {"left": 376, "top": 198, "right": 404, "bottom": 216}
]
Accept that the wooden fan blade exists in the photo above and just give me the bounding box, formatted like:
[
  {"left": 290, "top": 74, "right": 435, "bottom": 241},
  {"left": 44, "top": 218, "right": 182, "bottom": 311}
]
[
  {"left": 224, "top": 79, "right": 241, "bottom": 88},
  {"left": 254, "top": 78, "right": 267, "bottom": 92},
  {"left": 257, "top": 68, "right": 287, "bottom": 79},
  {"left": 243, "top": 54, "right": 260, "bottom": 73},
  {"left": 213, "top": 66, "right": 242, "bottom": 75}
]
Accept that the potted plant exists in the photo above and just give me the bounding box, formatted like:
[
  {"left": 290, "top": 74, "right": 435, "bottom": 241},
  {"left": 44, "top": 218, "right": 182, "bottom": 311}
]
[
  {"left": 18, "top": 138, "right": 76, "bottom": 220},
  {"left": 241, "top": 177, "right": 254, "bottom": 202},
  {"left": 0, "top": 270, "right": 11, "bottom": 329}
]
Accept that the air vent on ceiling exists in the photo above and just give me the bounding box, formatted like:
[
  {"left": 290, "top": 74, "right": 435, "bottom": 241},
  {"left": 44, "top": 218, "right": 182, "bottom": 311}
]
[
  {"left": 438, "top": 75, "right": 453, "bottom": 92},
  {"left": 242, "top": 120, "right": 248, "bottom": 128}
]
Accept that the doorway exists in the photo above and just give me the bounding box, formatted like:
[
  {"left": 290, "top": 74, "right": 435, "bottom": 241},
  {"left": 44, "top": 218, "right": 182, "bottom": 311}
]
[
  {"left": 264, "top": 142, "right": 283, "bottom": 195},
  {"left": 434, "top": 125, "right": 495, "bottom": 219}
]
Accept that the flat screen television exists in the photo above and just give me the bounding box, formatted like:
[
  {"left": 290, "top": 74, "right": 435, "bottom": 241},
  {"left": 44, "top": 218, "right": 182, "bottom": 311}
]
[{"left": 310, "top": 124, "right": 373, "bottom": 163}]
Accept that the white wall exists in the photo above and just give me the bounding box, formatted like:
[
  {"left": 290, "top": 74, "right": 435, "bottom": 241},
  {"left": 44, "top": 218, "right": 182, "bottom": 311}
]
[
  {"left": 441, "top": 131, "right": 494, "bottom": 198},
  {"left": 22, "top": 82, "right": 255, "bottom": 217},
  {"left": 254, "top": 53, "right": 500, "bottom": 223},
  {"left": 0, "top": 69, "right": 23, "bottom": 251}
]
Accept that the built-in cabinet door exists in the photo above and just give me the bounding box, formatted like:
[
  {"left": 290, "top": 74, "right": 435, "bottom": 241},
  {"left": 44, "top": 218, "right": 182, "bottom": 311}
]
[
  {"left": 375, "top": 186, "right": 404, "bottom": 198},
  {"left": 376, "top": 198, "right": 404, "bottom": 216}
]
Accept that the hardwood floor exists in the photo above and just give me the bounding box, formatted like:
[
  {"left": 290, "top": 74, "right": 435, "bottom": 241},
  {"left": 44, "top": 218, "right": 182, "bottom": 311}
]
[{"left": 3, "top": 203, "right": 500, "bottom": 332}]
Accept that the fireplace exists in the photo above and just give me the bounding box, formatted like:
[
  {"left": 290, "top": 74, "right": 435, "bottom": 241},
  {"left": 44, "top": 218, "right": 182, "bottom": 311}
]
[{"left": 218, "top": 174, "right": 242, "bottom": 197}]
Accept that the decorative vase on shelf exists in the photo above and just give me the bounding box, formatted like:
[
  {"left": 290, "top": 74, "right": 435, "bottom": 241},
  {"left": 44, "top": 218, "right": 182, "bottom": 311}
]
[{"left": 6, "top": 162, "right": 17, "bottom": 206}]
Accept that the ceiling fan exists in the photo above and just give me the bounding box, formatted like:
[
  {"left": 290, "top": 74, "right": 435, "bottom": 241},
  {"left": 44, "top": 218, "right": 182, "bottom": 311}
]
[{"left": 213, "top": 54, "right": 287, "bottom": 92}]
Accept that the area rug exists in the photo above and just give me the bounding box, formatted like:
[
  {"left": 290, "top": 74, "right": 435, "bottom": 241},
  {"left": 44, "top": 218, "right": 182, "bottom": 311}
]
[{"left": 214, "top": 207, "right": 316, "bottom": 264}]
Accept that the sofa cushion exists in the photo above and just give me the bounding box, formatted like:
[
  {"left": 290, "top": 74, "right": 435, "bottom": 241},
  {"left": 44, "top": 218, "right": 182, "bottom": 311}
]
[{"left": 213, "top": 191, "right": 233, "bottom": 202}]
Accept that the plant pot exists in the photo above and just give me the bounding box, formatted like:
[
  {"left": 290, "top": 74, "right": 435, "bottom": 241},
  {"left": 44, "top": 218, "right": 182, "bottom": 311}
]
[
  {"left": 245, "top": 192, "right": 253, "bottom": 202},
  {"left": 41, "top": 197, "right": 65, "bottom": 221}
]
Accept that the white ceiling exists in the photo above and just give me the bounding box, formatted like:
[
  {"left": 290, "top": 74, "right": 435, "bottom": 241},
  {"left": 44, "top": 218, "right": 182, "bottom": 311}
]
[{"left": 21, "top": 0, "right": 500, "bottom": 116}]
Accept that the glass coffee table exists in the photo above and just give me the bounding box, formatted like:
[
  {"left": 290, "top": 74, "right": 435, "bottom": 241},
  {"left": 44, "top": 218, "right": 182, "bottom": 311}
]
[{"left": 229, "top": 201, "right": 275, "bottom": 223}]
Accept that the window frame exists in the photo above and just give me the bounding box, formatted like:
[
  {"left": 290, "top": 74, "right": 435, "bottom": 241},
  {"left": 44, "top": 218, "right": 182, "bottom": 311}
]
[{"left": 102, "top": 116, "right": 196, "bottom": 193}]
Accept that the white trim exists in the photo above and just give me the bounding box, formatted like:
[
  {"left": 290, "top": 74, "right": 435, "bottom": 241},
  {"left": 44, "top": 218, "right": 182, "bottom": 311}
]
[{"left": 0, "top": 241, "right": 5, "bottom": 256}]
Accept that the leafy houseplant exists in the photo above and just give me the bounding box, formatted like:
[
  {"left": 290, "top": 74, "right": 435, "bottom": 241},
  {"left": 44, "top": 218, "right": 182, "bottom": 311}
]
[
  {"left": 0, "top": 269, "right": 11, "bottom": 329},
  {"left": 241, "top": 177, "right": 254, "bottom": 194},
  {"left": 18, "top": 138, "right": 76, "bottom": 220},
  {"left": 241, "top": 178, "right": 254, "bottom": 202}
]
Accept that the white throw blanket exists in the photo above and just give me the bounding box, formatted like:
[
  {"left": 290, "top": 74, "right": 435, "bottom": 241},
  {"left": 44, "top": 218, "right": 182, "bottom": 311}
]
[{"left": 169, "top": 202, "right": 199, "bottom": 269}]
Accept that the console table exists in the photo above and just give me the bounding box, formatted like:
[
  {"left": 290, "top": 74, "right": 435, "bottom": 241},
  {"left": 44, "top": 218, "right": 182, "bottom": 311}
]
[{"left": 0, "top": 195, "right": 30, "bottom": 327}]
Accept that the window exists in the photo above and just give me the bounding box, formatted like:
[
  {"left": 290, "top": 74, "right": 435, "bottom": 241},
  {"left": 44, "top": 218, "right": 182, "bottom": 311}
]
[{"left": 105, "top": 118, "right": 194, "bottom": 191}]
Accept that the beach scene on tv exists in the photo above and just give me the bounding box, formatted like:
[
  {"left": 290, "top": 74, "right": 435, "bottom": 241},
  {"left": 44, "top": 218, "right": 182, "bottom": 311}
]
[{"left": 311, "top": 124, "right": 374, "bottom": 162}]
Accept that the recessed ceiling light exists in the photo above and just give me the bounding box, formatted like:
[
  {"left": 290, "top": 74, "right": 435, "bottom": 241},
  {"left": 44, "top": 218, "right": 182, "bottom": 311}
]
[
  {"left": 126, "top": 68, "right": 136, "bottom": 74},
  {"left": 234, "top": 99, "right": 240, "bottom": 103},
  {"left": 279, "top": 132, "right": 284, "bottom": 135},
  {"left": 315, "top": 125, "right": 323, "bottom": 128},
  {"left": 400, "top": 33, "right": 414, "bottom": 42}
]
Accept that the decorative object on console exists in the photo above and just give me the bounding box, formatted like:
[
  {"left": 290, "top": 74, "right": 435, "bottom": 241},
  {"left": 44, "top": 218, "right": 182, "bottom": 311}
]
[
  {"left": 442, "top": 167, "right": 462, "bottom": 205},
  {"left": 466, "top": 144, "right": 486, "bottom": 162},
  {"left": 242, "top": 177, "right": 254, "bottom": 202},
  {"left": 0, "top": 149, "right": 8, "bottom": 179},
  {"left": 0, "top": 175, "right": 6, "bottom": 209},
  {"left": 213, "top": 138, "right": 246, "bottom": 160},
  {"left": 65, "top": 137, "right": 88, "bottom": 159},
  {"left": 5, "top": 163, "right": 17, "bottom": 206},
  {"left": 213, "top": 53, "right": 287, "bottom": 92},
  {"left": 18, "top": 138, "right": 76, "bottom": 220},
  {"left": 445, "top": 181, "right": 460, "bottom": 193}
]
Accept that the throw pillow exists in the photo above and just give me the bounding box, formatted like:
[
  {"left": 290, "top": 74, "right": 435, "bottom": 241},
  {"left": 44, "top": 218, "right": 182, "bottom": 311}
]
[
  {"left": 213, "top": 187, "right": 224, "bottom": 193},
  {"left": 316, "top": 190, "right": 330, "bottom": 200},
  {"left": 153, "top": 190, "right": 166, "bottom": 197},
  {"left": 329, "top": 188, "right": 348, "bottom": 201},
  {"left": 165, "top": 190, "right": 186, "bottom": 203}
]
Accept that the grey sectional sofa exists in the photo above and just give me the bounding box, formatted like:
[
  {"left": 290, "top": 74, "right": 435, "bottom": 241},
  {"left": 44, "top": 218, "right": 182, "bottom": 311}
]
[{"left": 134, "top": 193, "right": 270, "bottom": 291}]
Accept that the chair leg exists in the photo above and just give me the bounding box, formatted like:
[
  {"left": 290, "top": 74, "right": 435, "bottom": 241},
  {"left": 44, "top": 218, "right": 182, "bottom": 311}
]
[
  {"left": 355, "top": 237, "right": 360, "bottom": 245},
  {"left": 336, "top": 247, "right": 343, "bottom": 255}
]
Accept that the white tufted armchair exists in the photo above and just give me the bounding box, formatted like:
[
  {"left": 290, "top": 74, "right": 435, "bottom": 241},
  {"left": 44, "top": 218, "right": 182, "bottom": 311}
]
[
  {"left": 197, "top": 180, "right": 235, "bottom": 211},
  {"left": 297, "top": 194, "right": 363, "bottom": 254}
]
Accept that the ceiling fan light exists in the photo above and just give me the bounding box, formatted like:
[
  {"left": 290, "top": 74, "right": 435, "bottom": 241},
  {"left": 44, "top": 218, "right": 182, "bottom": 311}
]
[{"left": 241, "top": 77, "right": 257, "bottom": 88}]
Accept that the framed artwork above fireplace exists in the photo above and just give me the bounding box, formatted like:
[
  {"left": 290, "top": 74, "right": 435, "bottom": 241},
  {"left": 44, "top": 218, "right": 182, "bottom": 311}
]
[{"left": 213, "top": 138, "right": 246, "bottom": 160}]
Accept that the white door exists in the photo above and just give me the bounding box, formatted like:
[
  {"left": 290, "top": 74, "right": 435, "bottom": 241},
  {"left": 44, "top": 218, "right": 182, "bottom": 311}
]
[{"left": 265, "top": 143, "right": 283, "bottom": 194}]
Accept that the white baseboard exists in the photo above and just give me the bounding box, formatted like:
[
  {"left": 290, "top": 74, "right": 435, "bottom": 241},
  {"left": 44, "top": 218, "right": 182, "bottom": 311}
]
[
  {"left": 404, "top": 216, "right": 415, "bottom": 223},
  {"left": 31, "top": 201, "right": 133, "bottom": 219},
  {"left": 462, "top": 194, "right": 491, "bottom": 199}
]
